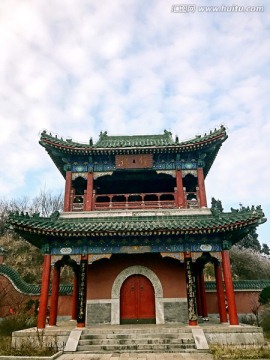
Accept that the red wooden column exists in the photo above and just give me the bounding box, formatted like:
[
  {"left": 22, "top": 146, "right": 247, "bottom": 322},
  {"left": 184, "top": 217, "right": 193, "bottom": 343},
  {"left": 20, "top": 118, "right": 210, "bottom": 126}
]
[
  {"left": 49, "top": 265, "right": 61, "bottom": 326},
  {"left": 195, "top": 272, "right": 202, "bottom": 317},
  {"left": 176, "top": 170, "right": 186, "bottom": 208},
  {"left": 77, "top": 255, "right": 88, "bottom": 328},
  {"left": 197, "top": 168, "right": 207, "bottom": 208},
  {"left": 214, "top": 262, "right": 228, "bottom": 323},
  {"left": 64, "top": 171, "right": 72, "bottom": 212},
  {"left": 184, "top": 252, "right": 198, "bottom": 326},
  {"left": 222, "top": 250, "right": 239, "bottom": 325},
  {"left": 72, "top": 273, "right": 79, "bottom": 320},
  {"left": 199, "top": 271, "right": 208, "bottom": 319},
  {"left": 84, "top": 172, "right": 94, "bottom": 211},
  {"left": 37, "top": 255, "right": 51, "bottom": 329}
]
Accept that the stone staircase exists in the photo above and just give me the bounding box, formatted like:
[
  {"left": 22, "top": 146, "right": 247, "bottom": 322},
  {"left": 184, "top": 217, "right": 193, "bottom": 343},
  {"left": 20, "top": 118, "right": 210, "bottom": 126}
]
[{"left": 76, "top": 326, "right": 198, "bottom": 353}]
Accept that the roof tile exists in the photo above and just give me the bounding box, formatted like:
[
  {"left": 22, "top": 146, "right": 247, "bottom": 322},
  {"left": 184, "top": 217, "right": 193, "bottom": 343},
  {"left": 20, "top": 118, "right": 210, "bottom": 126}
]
[{"left": 7, "top": 206, "right": 266, "bottom": 240}]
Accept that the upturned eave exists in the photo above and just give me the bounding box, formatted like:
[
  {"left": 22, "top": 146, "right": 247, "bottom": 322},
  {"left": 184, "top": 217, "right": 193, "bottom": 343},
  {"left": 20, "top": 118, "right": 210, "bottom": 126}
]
[{"left": 6, "top": 206, "right": 266, "bottom": 248}]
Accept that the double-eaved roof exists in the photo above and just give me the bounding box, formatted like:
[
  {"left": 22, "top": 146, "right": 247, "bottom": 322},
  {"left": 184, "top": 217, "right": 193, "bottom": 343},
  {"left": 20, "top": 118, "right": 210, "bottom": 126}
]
[{"left": 39, "top": 126, "right": 228, "bottom": 177}]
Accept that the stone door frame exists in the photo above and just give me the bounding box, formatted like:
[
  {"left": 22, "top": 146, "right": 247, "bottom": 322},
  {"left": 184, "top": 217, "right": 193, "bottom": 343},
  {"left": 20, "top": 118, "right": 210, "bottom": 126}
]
[{"left": 111, "top": 265, "right": 165, "bottom": 324}]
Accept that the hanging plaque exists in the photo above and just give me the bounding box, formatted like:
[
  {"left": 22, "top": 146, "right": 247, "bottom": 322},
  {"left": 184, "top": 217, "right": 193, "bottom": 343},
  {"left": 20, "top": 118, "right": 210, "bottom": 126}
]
[{"left": 115, "top": 154, "right": 153, "bottom": 169}]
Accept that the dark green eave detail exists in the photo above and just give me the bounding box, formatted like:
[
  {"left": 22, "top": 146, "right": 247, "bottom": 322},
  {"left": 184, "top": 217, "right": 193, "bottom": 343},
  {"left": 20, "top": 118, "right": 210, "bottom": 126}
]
[
  {"left": 6, "top": 206, "right": 266, "bottom": 247},
  {"left": 0, "top": 264, "right": 72, "bottom": 295},
  {"left": 39, "top": 126, "right": 228, "bottom": 178},
  {"left": 206, "top": 279, "right": 270, "bottom": 291}
]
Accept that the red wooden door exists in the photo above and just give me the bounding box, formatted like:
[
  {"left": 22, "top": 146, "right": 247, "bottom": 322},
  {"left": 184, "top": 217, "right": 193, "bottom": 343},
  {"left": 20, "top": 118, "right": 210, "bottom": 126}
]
[{"left": 120, "top": 275, "right": 156, "bottom": 324}]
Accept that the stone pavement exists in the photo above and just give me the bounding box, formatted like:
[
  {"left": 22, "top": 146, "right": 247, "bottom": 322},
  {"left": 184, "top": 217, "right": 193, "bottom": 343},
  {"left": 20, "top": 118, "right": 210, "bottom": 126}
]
[{"left": 57, "top": 353, "right": 213, "bottom": 360}]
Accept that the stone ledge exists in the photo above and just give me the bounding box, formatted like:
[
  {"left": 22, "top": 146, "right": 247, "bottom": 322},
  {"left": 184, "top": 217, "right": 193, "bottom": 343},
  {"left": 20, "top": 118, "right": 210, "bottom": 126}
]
[
  {"left": 204, "top": 325, "right": 264, "bottom": 345},
  {"left": 0, "top": 351, "right": 62, "bottom": 360},
  {"left": 12, "top": 328, "right": 71, "bottom": 350},
  {"left": 60, "top": 208, "right": 212, "bottom": 219}
]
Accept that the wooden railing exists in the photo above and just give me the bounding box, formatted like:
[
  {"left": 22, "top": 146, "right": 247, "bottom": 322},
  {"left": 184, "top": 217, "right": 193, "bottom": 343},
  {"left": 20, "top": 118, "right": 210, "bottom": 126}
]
[
  {"left": 185, "top": 191, "right": 200, "bottom": 209},
  {"left": 94, "top": 192, "right": 176, "bottom": 210},
  {"left": 71, "top": 194, "right": 84, "bottom": 211},
  {"left": 70, "top": 190, "right": 200, "bottom": 211}
]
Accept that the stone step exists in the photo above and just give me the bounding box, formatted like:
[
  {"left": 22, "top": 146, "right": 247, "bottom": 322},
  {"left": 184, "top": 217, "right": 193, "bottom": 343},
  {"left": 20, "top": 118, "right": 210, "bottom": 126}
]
[
  {"left": 75, "top": 326, "right": 199, "bottom": 354},
  {"left": 80, "top": 333, "right": 193, "bottom": 340},
  {"left": 77, "top": 330, "right": 196, "bottom": 353},
  {"left": 82, "top": 328, "right": 192, "bottom": 335},
  {"left": 78, "top": 337, "right": 195, "bottom": 346},
  {"left": 77, "top": 343, "right": 196, "bottom": 352}
]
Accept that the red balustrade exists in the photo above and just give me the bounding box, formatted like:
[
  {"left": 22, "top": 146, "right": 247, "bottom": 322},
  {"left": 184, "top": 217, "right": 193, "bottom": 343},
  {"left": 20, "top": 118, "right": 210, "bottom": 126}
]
[
  {"left": 70, "top": 191, "right": 201, "bottom": 212},
  {"left": 94, "top": 192, "right": 176, "bottom": 210}
]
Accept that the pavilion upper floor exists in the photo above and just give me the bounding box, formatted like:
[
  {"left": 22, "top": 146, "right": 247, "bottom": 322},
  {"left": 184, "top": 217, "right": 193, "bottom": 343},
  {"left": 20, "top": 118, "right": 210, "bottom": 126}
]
[
  {"left": 65, "top": 168, "right": 208, "bottom": 212},
  {"left": 39, "top": 126, "right": 228, "bottom": 213}
]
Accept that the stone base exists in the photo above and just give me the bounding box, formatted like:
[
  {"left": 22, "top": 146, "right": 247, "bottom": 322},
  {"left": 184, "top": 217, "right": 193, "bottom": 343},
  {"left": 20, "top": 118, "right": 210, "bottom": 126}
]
[
  {"left": 86, "top": 298, "right": 188, "bottom": 325},
  {"left": 11, "top": 322, "right": 265, "bottom": 353},
  {"left": 204, "top": 325, "right": 265, "bottom": 345},
  {"left": 163, "top": 299, "right": 188, "bottom": 323},
  {"left": 12, "top": 326, "right": 71, "bottom": 351},
  {"left": 87, "top": 301, "right": 111, "bottom": 324}
]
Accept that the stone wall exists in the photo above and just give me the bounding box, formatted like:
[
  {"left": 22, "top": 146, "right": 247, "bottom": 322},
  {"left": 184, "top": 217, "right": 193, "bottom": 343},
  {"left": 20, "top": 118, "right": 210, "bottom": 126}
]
[
  {"left": 86, "top": 298, "right": 188, "bottom": 325},
  {"left": 163, "top": 299, "right": 188, "bottom": 323},
  {"left": 87, "top": 301, "right": 111, "bottom": 325}
]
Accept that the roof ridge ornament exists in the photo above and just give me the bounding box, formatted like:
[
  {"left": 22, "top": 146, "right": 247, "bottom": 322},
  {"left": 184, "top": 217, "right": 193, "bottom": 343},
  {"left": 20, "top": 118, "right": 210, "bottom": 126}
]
[
  {"left": 99, "top": 131, "right": 108, "bottom": 140},
  {"left": 163, "top": 129, "right": 172, "bottom": 136},
  {"left": 211, "top": 207, "right": 222, "bottom": 218},
  {"left": 50, "top": 211, "right": 60, "bottom": 220}
]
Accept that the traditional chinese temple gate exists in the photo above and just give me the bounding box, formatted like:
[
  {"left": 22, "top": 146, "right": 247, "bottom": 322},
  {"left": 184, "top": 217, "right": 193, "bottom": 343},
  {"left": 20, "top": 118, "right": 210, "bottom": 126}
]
[{"left": 7, "top": 126, "right": 266, "bottom": 329}]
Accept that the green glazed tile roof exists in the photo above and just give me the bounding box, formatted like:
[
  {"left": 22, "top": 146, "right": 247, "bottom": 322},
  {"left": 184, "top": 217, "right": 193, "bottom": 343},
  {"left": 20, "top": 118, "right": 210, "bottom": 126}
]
[
  {"left": 94, "top": 130, "right": 175, "bottom": 148},
  {"left": 206, "top": 279, "right": 270, "bottom": 291},
  {"left": 0, "top": 264, "right": 72, "bottom": 295},
  {"left": 6, "top": 206, "right": 266, "bottom": 243},
  {"left": 39, "top": 126, "right": 227, "bottom": 153}
]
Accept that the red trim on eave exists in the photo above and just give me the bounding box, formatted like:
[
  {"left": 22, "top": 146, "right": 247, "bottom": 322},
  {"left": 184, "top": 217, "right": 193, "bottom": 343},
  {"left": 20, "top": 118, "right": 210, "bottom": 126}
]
[
  {"left": 41, "top": 138, "right": 91, "bottom": 152},
  {"left": 40, "top": 131, "right": 226, "bottom": 153},
  {"left": 179, "top": 132, "right": 226, "bottom": 150}
]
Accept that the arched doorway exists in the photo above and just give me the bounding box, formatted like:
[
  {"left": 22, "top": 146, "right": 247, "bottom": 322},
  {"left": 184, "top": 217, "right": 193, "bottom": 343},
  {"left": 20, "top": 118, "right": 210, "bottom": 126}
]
[
  {"left": 111, "top": 265, "right": 164, "bottom": 324},
  {"left": 120, "top": 275, "right": 156, "bottom": 324}
]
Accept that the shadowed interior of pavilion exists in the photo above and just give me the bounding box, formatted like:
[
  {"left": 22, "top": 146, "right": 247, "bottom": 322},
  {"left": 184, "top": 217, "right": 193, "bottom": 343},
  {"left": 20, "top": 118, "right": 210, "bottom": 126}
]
[{"left": 71, "top": 170, "right": 200, "bottom": 211}]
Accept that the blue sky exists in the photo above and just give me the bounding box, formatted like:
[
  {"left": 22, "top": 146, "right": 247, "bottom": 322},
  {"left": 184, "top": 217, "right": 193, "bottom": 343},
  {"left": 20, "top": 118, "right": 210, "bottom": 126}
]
[{"left": 0, "top": 0, "right": 269, "bottom": 245}]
